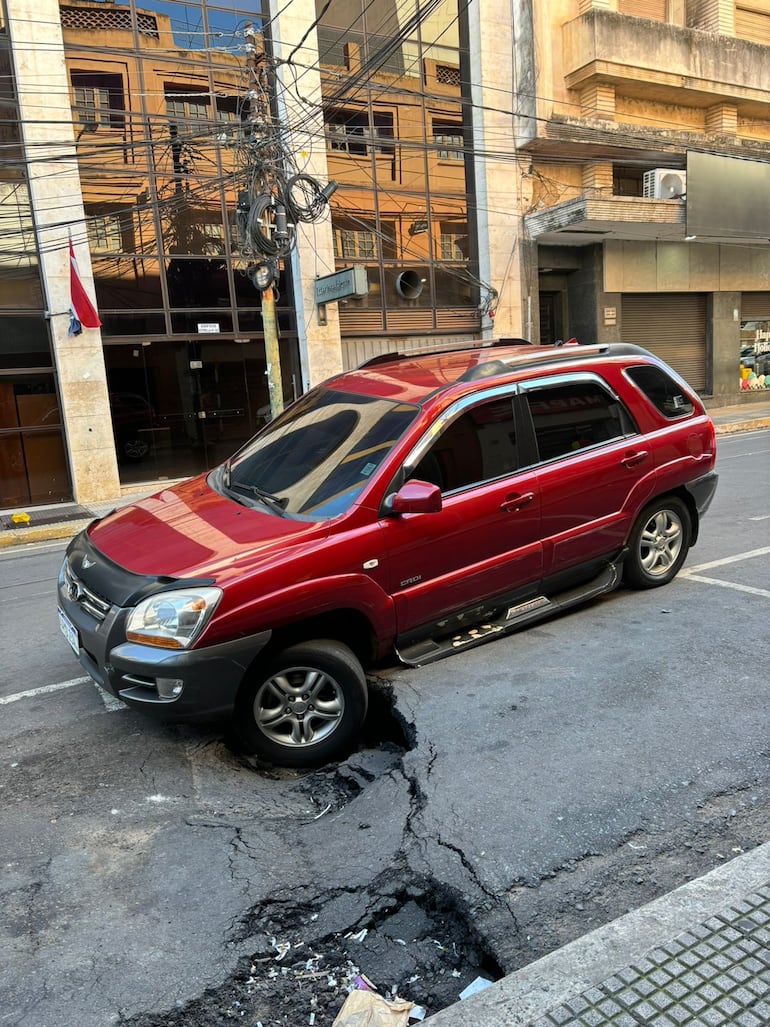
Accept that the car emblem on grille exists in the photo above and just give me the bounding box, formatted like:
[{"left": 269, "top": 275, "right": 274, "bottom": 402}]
[{"left": 67, "top": 579, "right": 82, "bottom": 602}]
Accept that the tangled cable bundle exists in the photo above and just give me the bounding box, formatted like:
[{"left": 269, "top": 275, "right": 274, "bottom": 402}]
[
  {"left": 283, "top": 173, "right": 328, "bottom": 223},
  {"left": 245, "top": 192, "right": 285, "bottom": 256}
]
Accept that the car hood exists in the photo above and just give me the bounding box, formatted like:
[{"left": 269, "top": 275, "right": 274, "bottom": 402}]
[{"left": 86, "top": 474, "right": 330, "bottom": 580}]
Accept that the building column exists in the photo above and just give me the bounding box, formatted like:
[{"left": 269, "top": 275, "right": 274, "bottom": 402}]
[
  {"left": 582, "top": 163, "right": 614, "bottom": 195},
  {"left": 579, "top": 83, "right": 616, "bottom": 120},
  {"left": 267, "top": 0, "right": 344, "bottom": 387},
  {"left": 710, "top": 292, "right": 740, "bottom": 400},
  {"left": 705, "top": 104, "right": 738, "bottom": 136},
  {"left": 8, "top": 0, "right": 120, "bottom": 503},
  {"left": 467, "top": 0, "right": 528, "bottom": 338}
]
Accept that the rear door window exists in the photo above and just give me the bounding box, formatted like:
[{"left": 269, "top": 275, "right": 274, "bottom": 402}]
[{"left": 523, "top": 378, "right": 637, "bottom": 462}]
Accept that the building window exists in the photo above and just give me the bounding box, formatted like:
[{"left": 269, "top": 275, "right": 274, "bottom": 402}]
[
  {"left": 438, "top": 222, "right": 468, "bottom": 260},
  {"left": 613, "top": 166, "right": 644, "bottom": 196},
  {"left": 335, "top": 227, "right": 376, "bottom": 260},
  {"left": 87, "top": 214, "right": 124, "bottom": 253},
  {"left": 165, "top": 90, "right": 211, "bottom": 123},
  {"left": 432, "top": 120, "right": 463, "bottom": 160},
  {"left": 325, "top": 109, "right": 394, "bottom": 156},
  {"left": 71, "top": 72, "right": 124, "bottom": 129}
]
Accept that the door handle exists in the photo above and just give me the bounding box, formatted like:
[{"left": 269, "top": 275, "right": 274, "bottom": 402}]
[
  {"left": 500, "top": 491, "right": 535, "bottom": 512},
  {"left": 621, "top": 450, "right": 648, "bottom": 468}
]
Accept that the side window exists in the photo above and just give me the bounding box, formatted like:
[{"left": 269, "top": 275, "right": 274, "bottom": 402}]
[
  {"left": 625, "top": 364, "right": 694, "bottom": 418},
  {"left": 412, "top": 397, "right": 519, "bottom": 492},
  {"left": 525, "top": 380, "right": 635, "bottom": 462}
]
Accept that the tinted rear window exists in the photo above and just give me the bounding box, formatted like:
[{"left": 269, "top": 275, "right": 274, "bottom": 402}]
[
  {"left": 525, "top": 380, "right": 636, "bottom": 461},
  {"left": 625, "top": 365, "right": 694, "bottom": 418}
]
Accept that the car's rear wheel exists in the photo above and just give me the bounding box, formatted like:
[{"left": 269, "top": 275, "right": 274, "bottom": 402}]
[
  {"left": 624, "top": 496, "right": 691, "bottom": 589},
  {"left": 234, "top": 640, "right": 368, "bottom": 767}
]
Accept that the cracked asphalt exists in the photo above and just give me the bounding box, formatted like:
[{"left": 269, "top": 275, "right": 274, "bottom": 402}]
[
  {"left": 4, "top": 582, "right": 767, "bottom": 1027},
  {"left": 2, "top": 430, "right": 769, "bottom": 1026}
]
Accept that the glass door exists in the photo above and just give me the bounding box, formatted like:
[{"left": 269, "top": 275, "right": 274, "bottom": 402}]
[{"left": 103, "top": 339, "right": 299, "bottom": 485}]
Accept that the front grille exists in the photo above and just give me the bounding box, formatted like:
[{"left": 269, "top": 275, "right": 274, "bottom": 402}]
[{"left": 63, "top": 563, "right": 112, "bottom": 624}]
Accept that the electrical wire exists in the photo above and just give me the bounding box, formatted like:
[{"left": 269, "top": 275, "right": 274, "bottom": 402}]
[{"left": 3, "top": 0, "right": 767, "bottom": 264}]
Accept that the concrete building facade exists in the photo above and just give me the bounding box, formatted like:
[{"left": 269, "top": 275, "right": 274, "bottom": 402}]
[
  {"left": 515, "top": 0, "right": 770, "bottom": 402},
  {"left": 2, "top": 0, "right": 769, "bottom": 508}
]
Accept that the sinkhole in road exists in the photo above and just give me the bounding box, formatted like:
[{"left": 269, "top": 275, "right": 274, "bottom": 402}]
[
  {"left": 231, "top": 675, "right": 412, "bottom": 788},
  {"left": 360, "top": 675, "right": 413, "bottom": 749},
  {"left": 125, "top": 875, "right": 503, "bottom": 1027}
]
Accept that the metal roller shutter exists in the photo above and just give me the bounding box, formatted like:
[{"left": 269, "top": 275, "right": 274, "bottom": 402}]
[
  {"left": 621, "top": 293, "right": 707, "bottom": 391},
  {"left": 618, "top": 0, "right": 666, "bottom": 19},
  {"left": 736, "top": 7, "right": 770, "bottom": 45},
  {"left": 740, "top": 293, "right": 770, "bottom": 319}
]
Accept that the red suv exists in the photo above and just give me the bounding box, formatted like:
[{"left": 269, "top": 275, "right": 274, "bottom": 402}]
[{"left": 57, "top": 342, "right": 717, "bottom": 766}]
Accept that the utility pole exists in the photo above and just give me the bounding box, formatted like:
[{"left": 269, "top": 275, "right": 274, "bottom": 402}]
[
  {"left": 259, "top": 270, "right": 282, "bottom": 416},
  {"left": 239, "top": 23, "right": 337, "bottom": 421},
  {"left": 244, "top": 23, "right": 284, "bottom": 420}
]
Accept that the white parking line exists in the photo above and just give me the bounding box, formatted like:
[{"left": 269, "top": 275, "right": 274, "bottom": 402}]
[
  {"left": 0, "top": 677, "right": 89, "bottom": 705},
  {"left": 682, "top": 545, "right": 770, "bottom": 573},
  {"left": 679, "top": 575, "right": 770, "bottom": 599},
  {"left": 0, "top": 676, "right": 125, "bottom": 710},
  {"left": 97, "top": 687, "right": 125, "bottom": 711},
  {"left": 680, "top": 545, "right": 770, "bottom": 598}
]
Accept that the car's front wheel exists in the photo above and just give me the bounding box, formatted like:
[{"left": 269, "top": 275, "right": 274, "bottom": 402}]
[
  {"left": 234, "top": 640, "right": 368, "bottom": 767},
  {"left": 624, "top": 496, "right": 691, "bottom": 589}
]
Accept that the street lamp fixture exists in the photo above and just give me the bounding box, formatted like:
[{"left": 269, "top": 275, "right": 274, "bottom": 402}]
[{"left": 251, "top": 260, "right": 277, "bottom": 290}]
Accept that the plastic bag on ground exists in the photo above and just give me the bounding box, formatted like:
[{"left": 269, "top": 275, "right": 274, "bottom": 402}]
[{"left": 331, "top": 989, "right": 414, "bottom": 1026}]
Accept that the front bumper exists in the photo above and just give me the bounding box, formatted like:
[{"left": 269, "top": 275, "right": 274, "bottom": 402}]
[{"left": 57, "top": 566, "right": 271, "bottom": 721}]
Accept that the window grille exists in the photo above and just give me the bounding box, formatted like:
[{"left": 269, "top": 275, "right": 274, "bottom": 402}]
[{"left": 436, "top": 64, "right": 461, "bottom": 87}]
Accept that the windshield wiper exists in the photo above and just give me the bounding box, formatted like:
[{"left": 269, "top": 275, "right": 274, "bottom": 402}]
[{"left": 229, "top": 481, "right": 289, "bottom": 516}]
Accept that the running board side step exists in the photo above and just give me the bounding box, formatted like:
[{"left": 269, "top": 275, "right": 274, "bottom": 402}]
[{"left": 395, "top": 561, "right": 620, "bottom": 667}]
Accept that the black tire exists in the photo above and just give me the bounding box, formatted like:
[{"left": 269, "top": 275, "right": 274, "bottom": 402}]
[
  {"left": 234, "top": 640, "right": 368, "bottom": 767},
  {"left": 624, "top": 496, "right": 691, "bottom": 589},
  {"left": 121, "top": 437, "right": 150, "bottom": 462}
]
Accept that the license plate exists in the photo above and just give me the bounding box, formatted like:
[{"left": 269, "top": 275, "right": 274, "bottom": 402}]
[{"left": 58, "top": 607, "right": 80, "bottom": 655}]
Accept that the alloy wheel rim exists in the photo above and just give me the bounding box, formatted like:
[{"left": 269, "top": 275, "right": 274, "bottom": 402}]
[
  {"left": 639, "top": 510, "right": 683, "bottom": 576},
  {"left": 255, "top": 666, "right": 345, "bottom": 747}
]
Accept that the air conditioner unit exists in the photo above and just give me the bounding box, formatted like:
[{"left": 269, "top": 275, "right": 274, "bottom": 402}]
[{"left": 643, "top": 169, "right": 686, "bottom": 199}]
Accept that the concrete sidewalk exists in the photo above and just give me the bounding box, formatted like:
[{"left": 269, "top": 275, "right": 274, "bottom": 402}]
[
  {"left": 2, "top": 399, "right": 768, "bottom": 550},
  {"left": 426, "top": 841, "right": 770, "bottom": 1026}
]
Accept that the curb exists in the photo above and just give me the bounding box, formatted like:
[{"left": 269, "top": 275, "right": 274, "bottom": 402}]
[
  {"left": 424, "top": 841, "right": 770, "bottom": 1026},
  {"left": 714, "top": 416, "right": 770, "bottom": 435},
  {"left": 0, "top": 520, "right": 93, "bottom": 548}
]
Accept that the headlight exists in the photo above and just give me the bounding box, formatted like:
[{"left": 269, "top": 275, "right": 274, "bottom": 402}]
[{"left": 126, "top": 587, "right": 222, "bottom": 649}]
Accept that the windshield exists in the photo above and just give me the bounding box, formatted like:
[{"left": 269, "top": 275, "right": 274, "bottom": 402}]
[{"left": 223, "top": 387, "right": 419, "bottom": 519}]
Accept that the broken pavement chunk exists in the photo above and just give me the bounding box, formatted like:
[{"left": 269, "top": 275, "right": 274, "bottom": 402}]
[{"left": 458, "top": 975, "right": 493, "bottom": 1000}]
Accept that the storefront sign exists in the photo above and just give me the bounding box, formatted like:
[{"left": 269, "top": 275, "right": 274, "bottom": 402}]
[
  {"left": 197, "top": 322, "right": 220, "bottom": 333},
  {"left": 314, "top": 267, "right": 369, "bottom": 305}
]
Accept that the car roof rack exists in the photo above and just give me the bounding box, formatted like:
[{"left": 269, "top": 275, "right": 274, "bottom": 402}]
[
  {"left": 454, "top": 343, "right": 655, "bottom": 382},
  {"left": 356, "top": 338, "right": 535, "bottom": 370},
  {"left": 357, "top": 341, "right": 653, "bottom": 382}
]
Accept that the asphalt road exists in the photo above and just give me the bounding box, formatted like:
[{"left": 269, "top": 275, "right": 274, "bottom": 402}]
[{"left": 1, "top": 428, "right": 768, "bottom": 1027}]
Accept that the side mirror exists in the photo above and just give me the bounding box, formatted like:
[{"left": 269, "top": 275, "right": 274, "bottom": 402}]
[{"left": 384, "top": 479, "right": 442, "bottom": 515}]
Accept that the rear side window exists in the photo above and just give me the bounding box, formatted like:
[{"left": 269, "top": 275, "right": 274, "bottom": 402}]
[
  {"left": 625, "top": 365, "right": 694, "bottom": 418},
  {"left": 524, "top": 380, "right": 636, "bottom": 462}
]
